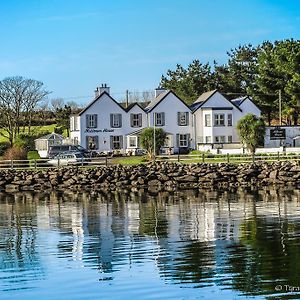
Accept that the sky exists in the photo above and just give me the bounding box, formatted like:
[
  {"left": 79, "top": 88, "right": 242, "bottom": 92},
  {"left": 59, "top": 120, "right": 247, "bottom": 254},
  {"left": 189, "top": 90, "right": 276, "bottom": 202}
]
[{"left": 0, "top": 0, "right": 300, "bottom": 104}]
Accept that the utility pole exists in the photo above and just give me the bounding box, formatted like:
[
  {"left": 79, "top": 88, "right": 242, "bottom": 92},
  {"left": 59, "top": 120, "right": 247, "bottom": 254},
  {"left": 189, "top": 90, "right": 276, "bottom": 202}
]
[
  {"left": 279, "top": 89, "right": 282, "bottom": 126},
  {"left": 126, "top": 90, "right": 129, "bottom": 108},
  {"left": 153, "top": 113, "right": 156, "bottom": 161}
]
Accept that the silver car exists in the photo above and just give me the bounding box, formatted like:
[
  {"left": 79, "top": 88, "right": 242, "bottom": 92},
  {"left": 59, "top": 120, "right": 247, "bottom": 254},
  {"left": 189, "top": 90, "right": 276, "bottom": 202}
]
[{"left": 47, "top": 152, "right": 89, "bottom": 167}]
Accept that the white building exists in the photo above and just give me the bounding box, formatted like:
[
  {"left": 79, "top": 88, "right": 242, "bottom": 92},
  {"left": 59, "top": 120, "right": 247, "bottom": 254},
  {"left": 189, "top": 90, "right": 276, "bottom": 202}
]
[{"left": 70, "top": 85, "right": 261, "bottom": 154}]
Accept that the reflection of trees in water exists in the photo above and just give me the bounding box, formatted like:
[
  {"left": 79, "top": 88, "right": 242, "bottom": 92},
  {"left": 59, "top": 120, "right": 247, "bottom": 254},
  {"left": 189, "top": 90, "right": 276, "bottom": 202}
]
[
  {"left": 1, "top": 187, "right": 300, "bottom": 296},
  {"left": 0, "top": 192, "right": 45, "bottom": 289}
]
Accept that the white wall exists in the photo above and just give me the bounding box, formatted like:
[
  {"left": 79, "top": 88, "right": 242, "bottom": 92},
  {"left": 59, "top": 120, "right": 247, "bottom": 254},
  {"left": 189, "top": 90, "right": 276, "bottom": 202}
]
[
  {"left": 265, "top": 126, "right": 300, "bottom": 147},
  {"left": 148, "top": 93, "right": 192, "bottom": 150}
]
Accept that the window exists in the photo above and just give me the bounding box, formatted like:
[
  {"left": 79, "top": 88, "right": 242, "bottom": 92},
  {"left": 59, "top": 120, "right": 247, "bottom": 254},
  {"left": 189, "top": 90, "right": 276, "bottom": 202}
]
[
  {"left": 131, "top": 113, "right": 142, "bottom": 127},
  {"left": 73, "top": 137, "right": 79, "bottom": 145},
  {"left": 215, "top": 136, "right": 226, "bottom": 143},
  {"left": 205, "top": 114, "right": 211, "bottom": 127},
  {"left": 110, "top": 136, "right": 123, "bottom": 149},
  {"left": 205, "top": 136, "right": 211, "bottom": 143},
  {"left": 177, "top": 112, "right": 189, "bottom": 126},
  {"left": 228, "top": 114, "right": 232, "bottom": 126},
  {"left": 86, "top": 136, "right": 99, "bottom": 150},
  {"left": 177, "top": 134, "right": 189, "bottom": 147},
  {"left": 110, "top": 114, "right": 122, "bottom": 128},
  {"left": 86, "top": 114, "right": 97, "bottom": 128},
  {"left": 228, "top": 136, "right": 233, "bottom": 143},
  {"left": 129, "top": 136, "right": 137, "bottom": 148},
  {"left": 214, "top": 114, "right": 225, "bottom": 126},
  {"left": 155, "top": 112, "right": 165, "bottom": 126}
]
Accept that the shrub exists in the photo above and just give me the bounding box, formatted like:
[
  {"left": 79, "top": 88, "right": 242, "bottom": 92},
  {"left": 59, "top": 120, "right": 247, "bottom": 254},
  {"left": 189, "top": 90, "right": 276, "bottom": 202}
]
[
  {"left": 0, "top": 142, "right": 10, "bottom": 156},
  {"left": 54, "top": 126, "right": 64, "bottom": 134},
  {"left": 14, "top": 131, "right": 52, "bottom": 151},
  {"left": 3, "top": 146, "right": 27, "bottom": 160},
  {"left": 27, "top": 150, "right": 40, "bottom": 160}
]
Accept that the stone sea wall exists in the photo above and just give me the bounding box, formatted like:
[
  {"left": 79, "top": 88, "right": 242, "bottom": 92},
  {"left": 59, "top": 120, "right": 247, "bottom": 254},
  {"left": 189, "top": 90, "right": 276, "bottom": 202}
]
[{"left": 1, "top": 161, "right": 300, "bottom": 193}]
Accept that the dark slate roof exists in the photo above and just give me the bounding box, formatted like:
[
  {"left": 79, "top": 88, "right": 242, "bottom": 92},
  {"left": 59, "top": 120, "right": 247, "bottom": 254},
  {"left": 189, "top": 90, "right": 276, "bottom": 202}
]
[
  {"left": 231, "top": 96, "right": 248, "bottom": 106},
  {"left": 120, "top": 101, "right": 150, "bottom": 112}
]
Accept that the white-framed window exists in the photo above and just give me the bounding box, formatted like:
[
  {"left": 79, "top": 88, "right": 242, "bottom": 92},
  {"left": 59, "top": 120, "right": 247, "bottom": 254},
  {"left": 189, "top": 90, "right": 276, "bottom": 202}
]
[
  {"left": 86, "top": 136, "right": 99, "bottom": 150},
  {"left": 73, "top": 137, "right": 79, "bottom": 145},
  {"left": 177, "top": 112, "right": 189, "bottom": 126},
  {"left": 155, "top": 112, "right": 165, "bottom": 126},
  {"left": 110, "top": 114, "right": 122, "bottom": 128},
  {"left": 205, "top": 114, "right": 211, "bottom": 127},
  {"left": 227, "top": 114, "right": 233, "bottom": 126},
  {"left": 178, "top": 134, "right": 189, "bottom": 147},
  {"left": 110, "top": 135, "right": 123, "bottom": 149},
  {"left": 205, "top": 136, "right": 211, "bottom": 143},
  {"left": 228, "top": 135, "right": 233, "bottom": 143},
  {"left": 129, "top": 136, "right": 138, "bottom": 148},
  {"left": 214, "top": 114, "right": 225, "bottom": 126},
  {"left": 86, "top": 114, "right": 97, "bottom": 128},
  {"left": 215, "top": 136, "right": 226, "bottom": 143},
  {"left": 131, "top": 114, "right": 142, "bottom": 127}
]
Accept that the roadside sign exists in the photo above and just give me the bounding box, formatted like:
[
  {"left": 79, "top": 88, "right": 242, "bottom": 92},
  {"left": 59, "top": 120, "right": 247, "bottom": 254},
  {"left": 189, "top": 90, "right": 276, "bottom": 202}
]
[{"left": 270, "top": 128, "right": 286, "bottom": 140}]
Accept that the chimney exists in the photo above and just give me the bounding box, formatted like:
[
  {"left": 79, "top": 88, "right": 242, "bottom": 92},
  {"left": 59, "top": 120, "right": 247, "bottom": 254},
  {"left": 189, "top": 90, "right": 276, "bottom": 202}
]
[
  {"left": 155, "top": 86, "right": 166, "bottom": 98},
  {"left": 94, "top": 83, "right": 110, "bottom": 98}
]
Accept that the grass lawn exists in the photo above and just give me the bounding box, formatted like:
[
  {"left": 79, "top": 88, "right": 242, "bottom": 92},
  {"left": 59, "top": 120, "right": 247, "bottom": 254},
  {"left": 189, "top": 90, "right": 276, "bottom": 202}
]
[
  {"left": 110, "top": 156, "right": 147, "bottom": 165},
  {"left": 0, "top": 124, "right": 68, "bottom": 142}
]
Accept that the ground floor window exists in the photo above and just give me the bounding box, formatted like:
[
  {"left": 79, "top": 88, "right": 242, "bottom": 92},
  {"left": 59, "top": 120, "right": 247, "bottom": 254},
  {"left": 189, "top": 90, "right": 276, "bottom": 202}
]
[
  {"left": 128, "top": 136, "right": 138, "bottom": 148},
  {"left": 228, "top": 135, "right": 233, "bottom": 143},
  {"left": 73, "top": 137, "right": 79, "bottom": 145},
  {"left": 205, "top": 136, "right": 211, "bottom": 143},
  {"left": 177, "top": 134, "right": 189, "bottom": 147},
  {"left": 86, "top": 136, "right": 99, "bottom": 150},
  {"left": 110, "top": 135, "right": 123, "bottom": 149},
  {"left": 215, "top": 136, "right": 226, "bottom": 143}
]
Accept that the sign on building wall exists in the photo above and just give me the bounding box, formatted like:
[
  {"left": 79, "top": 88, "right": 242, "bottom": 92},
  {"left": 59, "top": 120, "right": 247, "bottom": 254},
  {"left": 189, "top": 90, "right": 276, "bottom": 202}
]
[{"left": 270, "top": 128, "right": 286, "bottom": 140}]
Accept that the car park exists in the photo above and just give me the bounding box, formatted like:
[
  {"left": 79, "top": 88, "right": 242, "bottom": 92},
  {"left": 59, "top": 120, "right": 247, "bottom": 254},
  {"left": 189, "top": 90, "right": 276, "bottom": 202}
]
[{"left": 47, "top": 152, "right": 90, "bottom": 167}]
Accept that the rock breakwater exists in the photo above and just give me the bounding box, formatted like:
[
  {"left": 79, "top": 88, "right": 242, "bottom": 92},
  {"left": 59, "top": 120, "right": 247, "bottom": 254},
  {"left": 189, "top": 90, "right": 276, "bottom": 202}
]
[{"left": 1, "top": 161, "right": 300, "bottom": 193}]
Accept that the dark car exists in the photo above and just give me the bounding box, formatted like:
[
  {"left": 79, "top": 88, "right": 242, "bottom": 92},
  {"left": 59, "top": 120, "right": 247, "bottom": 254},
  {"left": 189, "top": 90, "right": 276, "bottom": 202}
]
[{"left": 48, "top": 144, "right": 90, "bottom": 158}]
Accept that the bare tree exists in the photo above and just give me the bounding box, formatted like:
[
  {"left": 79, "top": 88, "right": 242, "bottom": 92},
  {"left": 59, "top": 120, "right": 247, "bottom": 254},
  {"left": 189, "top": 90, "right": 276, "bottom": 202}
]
[
  {"left": 50, "top": 98, "right": 64, "bottom": 112},
  {"left": 0, "top": 76, "right": 50, "bottom": 145}
]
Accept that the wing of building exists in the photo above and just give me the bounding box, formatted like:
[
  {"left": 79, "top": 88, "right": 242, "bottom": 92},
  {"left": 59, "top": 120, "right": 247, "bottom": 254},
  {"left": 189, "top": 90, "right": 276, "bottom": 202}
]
[{"left": 70, "top": 85, "right": 261, "bottom": 154}]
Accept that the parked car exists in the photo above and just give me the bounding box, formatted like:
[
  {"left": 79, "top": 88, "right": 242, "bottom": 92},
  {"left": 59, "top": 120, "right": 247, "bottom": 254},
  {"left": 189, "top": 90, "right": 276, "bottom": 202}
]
[
  {"left": 47, "top": 152, "right": 90, "bottom": 167},
  {"left": 48, "top": 144, "right": 90, "bottom": 158}
]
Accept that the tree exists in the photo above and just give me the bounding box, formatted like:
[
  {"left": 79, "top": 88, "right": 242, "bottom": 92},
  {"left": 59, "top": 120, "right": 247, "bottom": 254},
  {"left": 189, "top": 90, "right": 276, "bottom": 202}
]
[
  {"left": 55, "top": 105, "right": 72, "bottom": 136},
  {"left": 50, "top": 98, "right": 64, "bottom": 111},
  {"left": 0, "top": 76, "right": 50, "bottom": 145},
  {"left": 237, "top": 114, "right": 265, "bottom": 155},
  {"left": 161, "top": 60, "right": 213, "bottom": 104},
  {"left": 140, "top": 128, "right": 166, "bottom": 160}
]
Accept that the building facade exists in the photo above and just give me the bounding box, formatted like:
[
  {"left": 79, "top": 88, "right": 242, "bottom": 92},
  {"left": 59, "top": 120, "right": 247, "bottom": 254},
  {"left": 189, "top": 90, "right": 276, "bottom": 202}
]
[{"left": 70, "top": 85, "right": 261, "bottom": 154}]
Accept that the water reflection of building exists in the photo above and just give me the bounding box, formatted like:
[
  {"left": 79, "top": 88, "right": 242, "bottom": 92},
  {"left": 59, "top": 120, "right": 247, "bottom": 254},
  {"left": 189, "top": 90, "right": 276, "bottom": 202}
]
[{"left": 1, "top": 188, "right": 300, "bottom": 292}]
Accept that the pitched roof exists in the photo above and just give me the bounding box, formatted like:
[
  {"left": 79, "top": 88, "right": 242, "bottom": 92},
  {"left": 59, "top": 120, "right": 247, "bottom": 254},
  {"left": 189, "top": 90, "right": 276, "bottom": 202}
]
[
  {"left": 191, "top": 90, "right": 242, "bottom": 113},
  {"left": 194, "top": 89, "right": 218, "bottom": 104},
  {"left": 145, "top": 90, "right": 191, "bottom": 112},
  {"left": 79, "top": 91, "right": 126, "bottom": 115},
  {"left": 35, "top": 132, "right": 64, "bottom": 141},
  {"left": 121, "top": 102, "right": 149, "bottom": 112},
  {"left": 231, "top": 96, "right": 248, "bottom": 106}
]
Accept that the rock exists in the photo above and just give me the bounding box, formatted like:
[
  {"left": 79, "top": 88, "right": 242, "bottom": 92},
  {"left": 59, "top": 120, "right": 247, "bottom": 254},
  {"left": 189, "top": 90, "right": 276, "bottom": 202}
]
[
  {"left": 5, "top": 184, "right": 19, "bottom": 192},
  {"left": 148, "top": 179, "right": 162, "bottom": 186},
  {"left": 269, "top": 170, "right": 278, "bottom": 179}
]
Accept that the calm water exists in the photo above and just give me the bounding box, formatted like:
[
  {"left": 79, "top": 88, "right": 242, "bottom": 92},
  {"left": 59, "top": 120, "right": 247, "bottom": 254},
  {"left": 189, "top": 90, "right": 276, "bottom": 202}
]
[{"left": 0, "top": 188, "right": 300, "bottom": 300}]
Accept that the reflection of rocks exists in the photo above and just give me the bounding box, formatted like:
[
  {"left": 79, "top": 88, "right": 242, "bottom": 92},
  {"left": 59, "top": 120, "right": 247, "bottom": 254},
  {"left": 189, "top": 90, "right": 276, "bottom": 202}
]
[{"left": 0, "top": 161, "right": 300, "bottom": 192}]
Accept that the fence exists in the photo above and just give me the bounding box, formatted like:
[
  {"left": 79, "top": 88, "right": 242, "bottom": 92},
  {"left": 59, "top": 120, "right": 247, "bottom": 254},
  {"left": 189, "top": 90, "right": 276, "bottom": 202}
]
[
  {"left": 156, "top": 152, "right": 300, "bottom": 164},
  {"left": 1, "top": 152, "right": 300, "bottom": 169},
  {"left": 0, "top": 156, "right": 110, "bottom": 169}
]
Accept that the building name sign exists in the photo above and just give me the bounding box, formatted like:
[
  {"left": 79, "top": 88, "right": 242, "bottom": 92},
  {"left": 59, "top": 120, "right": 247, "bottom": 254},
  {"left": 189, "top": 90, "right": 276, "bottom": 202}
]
[
  {"left": 270, "top": 128, "right": 286, "bottom": 140},
  {"left": 84, "top": 128, "right": 115, "bottom": 133}
]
